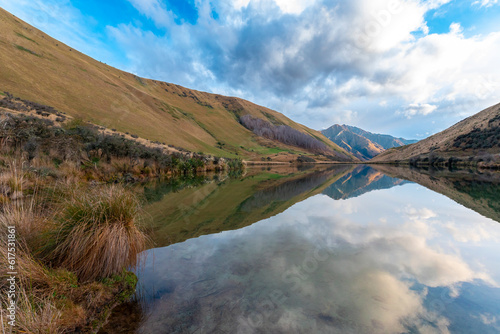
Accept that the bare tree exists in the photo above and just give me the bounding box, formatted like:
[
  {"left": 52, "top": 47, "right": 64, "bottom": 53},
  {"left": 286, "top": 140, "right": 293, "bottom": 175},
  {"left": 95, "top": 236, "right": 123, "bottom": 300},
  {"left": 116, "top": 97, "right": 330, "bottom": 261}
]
[{"left": 240, "top": 115, "right": 330, "bottom": 153}]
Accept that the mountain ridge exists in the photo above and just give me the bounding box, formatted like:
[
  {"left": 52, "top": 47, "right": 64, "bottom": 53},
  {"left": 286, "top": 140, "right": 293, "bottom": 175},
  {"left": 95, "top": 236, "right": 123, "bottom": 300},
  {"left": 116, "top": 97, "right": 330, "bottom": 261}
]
[{"left": 321, "top": 124, "right": 417, "bottom": 161}]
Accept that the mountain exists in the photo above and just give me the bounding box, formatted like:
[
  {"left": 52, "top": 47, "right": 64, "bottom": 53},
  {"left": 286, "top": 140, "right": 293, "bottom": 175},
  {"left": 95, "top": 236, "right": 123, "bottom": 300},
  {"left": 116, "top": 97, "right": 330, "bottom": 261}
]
[
  {"left": 0, "top": 7, "right": 353, "bottom": 162},
  {"left": 371, "top": 103, "right": 500, "bottom": 166},
  {"left": 321, "top": 124, "right": 418, "bottom": 160}
]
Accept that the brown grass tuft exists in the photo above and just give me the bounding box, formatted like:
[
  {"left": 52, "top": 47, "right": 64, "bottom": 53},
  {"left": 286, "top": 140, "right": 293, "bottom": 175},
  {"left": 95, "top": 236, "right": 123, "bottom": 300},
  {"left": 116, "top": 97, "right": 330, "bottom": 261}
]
[{"left": 48, "top": 185, "right": 147, "bottom": 281}]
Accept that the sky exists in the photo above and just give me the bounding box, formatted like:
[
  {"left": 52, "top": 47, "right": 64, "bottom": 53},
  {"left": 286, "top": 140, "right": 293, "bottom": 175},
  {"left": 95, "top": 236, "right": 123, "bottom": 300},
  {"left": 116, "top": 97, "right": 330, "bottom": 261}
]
[{"left": 0, "top": 0, "right": 499, "bottom": 139}]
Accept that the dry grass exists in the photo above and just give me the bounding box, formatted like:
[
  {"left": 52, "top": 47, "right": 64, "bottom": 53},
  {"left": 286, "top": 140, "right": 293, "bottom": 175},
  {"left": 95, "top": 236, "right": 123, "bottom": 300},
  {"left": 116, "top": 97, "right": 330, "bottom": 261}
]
[
  {"left": 0, "top": 161, "right": 61, "bottom": 333},
  {"left": 47, "top": 185, "right": 147, "bottom": 282},
  {"left": 0, "top": 218, "right": 62, "bottom": 333},
  {"left": 14, "top": 291, "right": 63, "bottom": 334},
  {"left": 0, "top": 157, "right": 145, "bottom": 332}
]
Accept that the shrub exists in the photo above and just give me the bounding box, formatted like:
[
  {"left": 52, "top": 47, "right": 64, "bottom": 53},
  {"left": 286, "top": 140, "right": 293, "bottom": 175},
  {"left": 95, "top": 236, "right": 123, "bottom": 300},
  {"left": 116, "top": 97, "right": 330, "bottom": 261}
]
[
  {"left": 297, "top": 155, "right": 316, "bottom": 163},
  {"left": 47, "top": 186, "right": 147, "bottom": 281}
]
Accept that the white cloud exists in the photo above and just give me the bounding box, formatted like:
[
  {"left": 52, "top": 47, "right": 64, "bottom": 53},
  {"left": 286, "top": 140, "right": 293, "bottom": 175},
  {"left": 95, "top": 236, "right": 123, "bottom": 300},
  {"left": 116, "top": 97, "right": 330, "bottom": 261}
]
[
  {"left": 473, "top": 0, "right": 499, "bottom": 7},
  {"left": 127, "top": 0, "right": 175, "bottom": 28},
  {"left": 136, "top": 187, "right": 499, "bottom": 333},
  {"left": 274, "top": 0, "right": 317, "bottom": 14},
  {"left": 399, "top": 103, "right": 438, "bottom": 118}
]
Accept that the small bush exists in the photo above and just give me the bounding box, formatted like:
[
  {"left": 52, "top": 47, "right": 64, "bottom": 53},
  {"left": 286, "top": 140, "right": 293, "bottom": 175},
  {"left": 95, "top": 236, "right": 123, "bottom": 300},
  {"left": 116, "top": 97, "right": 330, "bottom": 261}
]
[
  {"left": 297, "top": 155, "right": 316, "bottom": 163},
  {"left": 47, "top": 186, "right": 147, "bottom": 281}
]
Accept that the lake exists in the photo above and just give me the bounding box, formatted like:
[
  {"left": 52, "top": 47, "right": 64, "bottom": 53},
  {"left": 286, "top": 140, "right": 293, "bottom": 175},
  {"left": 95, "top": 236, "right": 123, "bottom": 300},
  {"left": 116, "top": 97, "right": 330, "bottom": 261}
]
[{"left": 101, "top": 165, "right": 500, "bottom": 334}]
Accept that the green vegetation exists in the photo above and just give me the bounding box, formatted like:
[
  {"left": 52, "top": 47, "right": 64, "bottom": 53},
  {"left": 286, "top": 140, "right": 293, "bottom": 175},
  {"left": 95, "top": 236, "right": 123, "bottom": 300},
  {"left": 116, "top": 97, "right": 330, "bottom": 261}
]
[
  {"left": 453, "top": 126, "right": 500, "bottom": 150},
  {"left": 372, "top": 105, "right": 500, "bottom": 165},
  {"left": 0, "top": 94, "right": 244, "bottom": 179},
  {"left": 407, "top": 151, "right": 499, "bottom": 169},
  {"left": 15, "top": 44, "right": 40, "bottom": 57},
  {"left": 15, "top": 31, "right": 38, "bottom": 44},
  {"left": 374, "top": 164, "right": 500, "bottom": 223},
  {"left": 297, "top": 155, "right": 316, "bottom": 163},
  {"left": 0, "top": 94, "right": 244, "bottom": 332},
  {"left": 145, "top": 166, "right": 350, "bottom": 247},
  {"left": 453, "top": 180, "right": 500, "bottom": 213}
]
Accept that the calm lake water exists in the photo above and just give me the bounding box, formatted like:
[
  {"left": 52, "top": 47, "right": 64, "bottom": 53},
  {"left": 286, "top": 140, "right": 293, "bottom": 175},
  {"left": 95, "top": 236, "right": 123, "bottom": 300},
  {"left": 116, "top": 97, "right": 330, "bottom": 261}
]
[{"left": 101, "top": 165, "right": 500, "bottom": 334}]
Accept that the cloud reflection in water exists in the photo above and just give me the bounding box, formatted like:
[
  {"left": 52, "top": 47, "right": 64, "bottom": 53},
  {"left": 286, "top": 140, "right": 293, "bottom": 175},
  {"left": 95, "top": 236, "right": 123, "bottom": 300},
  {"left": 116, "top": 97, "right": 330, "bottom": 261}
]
[{"left": 135, "top": 182, "right": 500, "bottom": 333}]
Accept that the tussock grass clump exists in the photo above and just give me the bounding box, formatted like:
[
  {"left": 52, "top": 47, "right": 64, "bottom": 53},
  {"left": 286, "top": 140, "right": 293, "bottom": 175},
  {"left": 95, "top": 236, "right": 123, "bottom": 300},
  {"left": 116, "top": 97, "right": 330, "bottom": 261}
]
[{"left": 48, "top": 186, "right": 146, "bottom": 281}]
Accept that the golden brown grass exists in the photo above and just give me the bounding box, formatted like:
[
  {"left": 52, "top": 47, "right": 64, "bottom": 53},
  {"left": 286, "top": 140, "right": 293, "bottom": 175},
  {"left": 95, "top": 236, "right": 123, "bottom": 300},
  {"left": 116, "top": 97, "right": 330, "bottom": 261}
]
[
  {"left": 47, "top": 185, "right": 147, "bottom": 282},
  {"left": 0, "top": 249, "right": 63, "bottom": 334},
  {"left": 14, "top": 292, "right": 63, "bottom": 334},
  {"left": 0, "top": 204, "right": 63, "bottom": 333},
  {"left": 0, "top": 157, "right": 145, "bottom": 332}
]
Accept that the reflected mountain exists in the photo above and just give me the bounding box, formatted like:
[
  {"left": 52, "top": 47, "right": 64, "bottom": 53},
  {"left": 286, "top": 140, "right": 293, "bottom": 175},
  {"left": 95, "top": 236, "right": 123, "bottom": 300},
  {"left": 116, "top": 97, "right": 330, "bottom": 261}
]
[
  {"left": 373, "top": 165, "right": 500, "bottom": 223},
  {"left": 322, "top": 165, "right": 409, "bottom": 200},
  {"left": 142, "top": 165, "right": 421, "bottom": 248},
  {"left": 143, "top": 165, "right": 352, "bottom": 247}
]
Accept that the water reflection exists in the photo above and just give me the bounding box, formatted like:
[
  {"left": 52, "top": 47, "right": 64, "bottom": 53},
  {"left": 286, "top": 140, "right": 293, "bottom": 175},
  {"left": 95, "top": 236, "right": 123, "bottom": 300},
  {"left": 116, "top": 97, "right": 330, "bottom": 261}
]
[
  {"left": 323, "top": 165, "right": 409, "bottom": 200},
  {"left": 373, "top": 165, "right": 500, "bottom": 223},
  {"left": 142, "top": 165, "right": 352, "bottom": 247},
  {"left": 103, "top": 165, "right": 500, "bottom": 333}
]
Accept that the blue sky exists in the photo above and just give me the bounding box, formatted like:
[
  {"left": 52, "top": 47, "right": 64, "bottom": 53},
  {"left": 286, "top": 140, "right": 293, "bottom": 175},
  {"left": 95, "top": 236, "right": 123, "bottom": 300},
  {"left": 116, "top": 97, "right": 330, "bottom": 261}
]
[{"left": 0, "top": 0, "right": 499, "bottom": 138}]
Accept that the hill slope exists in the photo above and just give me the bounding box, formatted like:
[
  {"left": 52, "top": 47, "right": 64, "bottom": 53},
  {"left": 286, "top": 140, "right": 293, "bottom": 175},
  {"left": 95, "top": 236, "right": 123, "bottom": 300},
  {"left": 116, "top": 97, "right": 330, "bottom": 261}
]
[
  {"left": 322, "top": 124, "right": 417, "bottom": 160},
  {"left": 371, "top": 103, "right": 500, "bottom": 164},
  {"left": 0, "top": 7, "right": 353, "bottom": 161}
]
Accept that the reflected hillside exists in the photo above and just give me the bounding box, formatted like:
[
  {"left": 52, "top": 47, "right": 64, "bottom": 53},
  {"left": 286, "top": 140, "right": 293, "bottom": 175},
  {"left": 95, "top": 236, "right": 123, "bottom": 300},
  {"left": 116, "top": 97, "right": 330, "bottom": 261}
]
[
  {"left": 373, "top": 165, "right": 500, "bottom": 223},
  {"left": 322, "top": 165, "right": 409, "bottom": 200},
  {"left": 143, "top": 165, "right": 353, "bottom": 247}
]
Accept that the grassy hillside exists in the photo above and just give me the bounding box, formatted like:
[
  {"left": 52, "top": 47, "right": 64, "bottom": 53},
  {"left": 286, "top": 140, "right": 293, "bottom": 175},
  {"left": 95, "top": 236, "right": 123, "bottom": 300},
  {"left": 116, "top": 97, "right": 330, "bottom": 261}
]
[
  {"left": 0, "top": 7, "right": 353, "bottom": 161},
  {"left": 371, "top": 103, "right": 500, "bottom": 166},
  {"left": 322, "top": 124, "right": 417, "bottom": 161}
]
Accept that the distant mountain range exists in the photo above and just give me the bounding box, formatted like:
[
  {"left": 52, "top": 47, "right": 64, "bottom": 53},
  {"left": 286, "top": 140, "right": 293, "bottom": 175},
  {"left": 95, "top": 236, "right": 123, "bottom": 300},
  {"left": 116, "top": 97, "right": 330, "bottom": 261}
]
[
  {"left": 371, "top": 103, "right": 500, "bottom": 166},
  {"left": 321, "top": 124, "right": 418, "bottom": 161}
]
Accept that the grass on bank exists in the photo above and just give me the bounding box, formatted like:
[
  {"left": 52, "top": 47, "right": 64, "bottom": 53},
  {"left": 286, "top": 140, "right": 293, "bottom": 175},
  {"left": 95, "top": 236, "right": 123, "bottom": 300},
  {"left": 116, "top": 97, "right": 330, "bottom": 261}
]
[
  {"left": 46, "top": 186, "right": 146, "bottom": 282},
  {"left": 0, "top": 161, "right": 146, "bottom": 332}
]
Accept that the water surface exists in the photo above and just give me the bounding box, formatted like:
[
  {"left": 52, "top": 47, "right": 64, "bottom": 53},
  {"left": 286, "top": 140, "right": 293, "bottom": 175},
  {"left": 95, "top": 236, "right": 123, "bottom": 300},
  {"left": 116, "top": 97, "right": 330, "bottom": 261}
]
[{"left": 101, "top": 165, "right": 500, "bottom": 334}]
